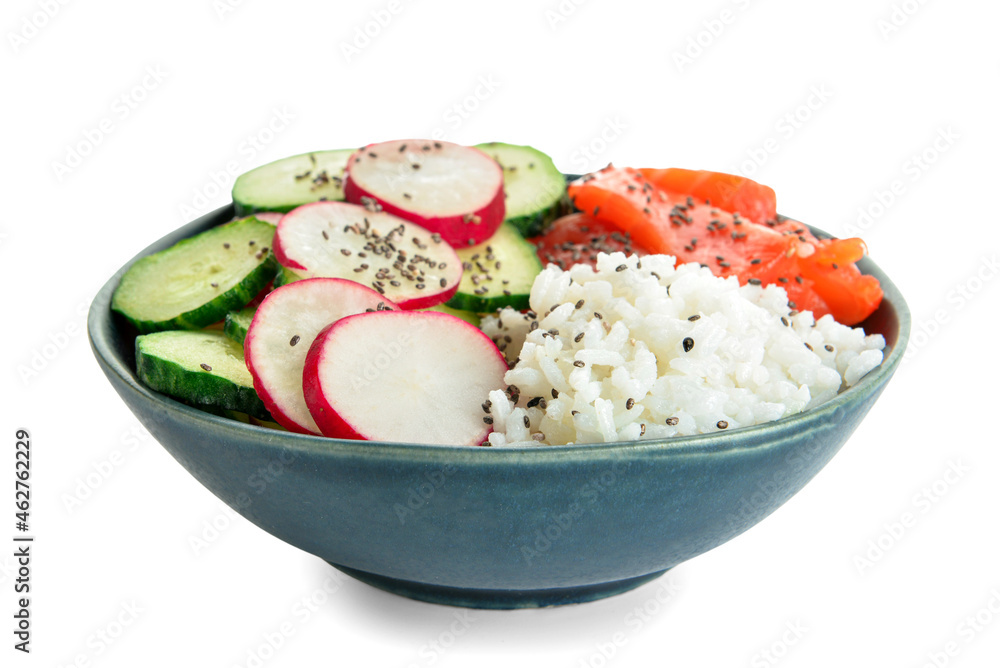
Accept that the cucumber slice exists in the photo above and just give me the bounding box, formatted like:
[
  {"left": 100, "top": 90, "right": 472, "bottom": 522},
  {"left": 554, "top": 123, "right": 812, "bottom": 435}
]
[
  {"left": 445, "top": 222, "right": 542, "bottom": 312},
  {"left": 224, "top": 306, "right": 256, "bottom": 345},
  {"left": 233, "top": 149, "right": 355, "bottom": 216},
  {"left": 474, "top": 142, "right": 569, "bottom": 237},
  {"left": 423, "top": 303, "right": 481, "bottom": 327},
  {"left": 272, "top": 265, "right": 303, "bottom": 289},
  {"left": 112, "top": 217, "right": 277, "bottom": 333},
  {"left": 136, "top": 330, "right": 271, "bottom": 420},
  {"left": 249, "top": 415, "right": 287, "bottom": 431}
]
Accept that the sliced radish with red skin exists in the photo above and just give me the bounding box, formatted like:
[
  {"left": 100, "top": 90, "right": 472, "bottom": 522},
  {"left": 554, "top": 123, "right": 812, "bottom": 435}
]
[
  {"left": 244, "top": 278, "right": 397, "bottom": 434},
  {"left": 303, "top": 310, "right": 508, "bottom": 446},
  {"left": 273, "top": 201, "right": 462, "bottom": 309},
  {"left": 343, "top": 139, "right": 505, "bottom": 248}
]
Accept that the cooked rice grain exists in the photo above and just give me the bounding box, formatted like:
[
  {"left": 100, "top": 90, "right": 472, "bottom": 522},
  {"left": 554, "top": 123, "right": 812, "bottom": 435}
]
[{"left": 480, "top": 252, "right": 884, "bottom": 447}]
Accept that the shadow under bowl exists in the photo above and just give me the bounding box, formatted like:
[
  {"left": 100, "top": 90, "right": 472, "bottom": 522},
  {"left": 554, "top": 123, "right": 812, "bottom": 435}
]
[{"left": 89, "top": 204, "right": 910, "bottom": 608}]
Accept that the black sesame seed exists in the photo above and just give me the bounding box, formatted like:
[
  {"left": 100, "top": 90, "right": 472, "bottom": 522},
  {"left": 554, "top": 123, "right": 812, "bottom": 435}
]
[
  {"left": 290, "top": 335, "right": 300, "bottom": 346},
  {"left": 717, "top": 420, "right": 729, "bottom": 429},
  {"left": 575, "top": 299, "right": 585, "bottom": 310},
  {"left": 574, "top": 332, "right": 585, "bottom": 343},
  {"left": 666, "top": 417, "right": 679, "bottom": 426},
  {"left": 551, "top": 389, "right": 559, "bottom": 398},
  {"left": 573, "top": 360, "right": 585, "bottom": 368},
  {"left": 804, "top": 342, "right": 814, "bottom": 351},
  {"left": 688, "top": 314, "right": 700, "bottom": 321},
  {"left": 523, "top": 415, "right": 530, "bottom": 428},
  {"left": 483, "top": 416, "right": 494, "bottom": 424},
  {"left": 200, "top": 363, "right": 212, "bottom": 372},
  {"left": 825, "top": 344, "right": 834, "bottom": 352},
  {"left": 626, "top": 398, "right": 635, "bottom": 410},
  {"left": 683, "top": 337, "right": 694, "bottom": 353},
  {"left": 616, "top": 264, "right": 627, "bottom": 272}
]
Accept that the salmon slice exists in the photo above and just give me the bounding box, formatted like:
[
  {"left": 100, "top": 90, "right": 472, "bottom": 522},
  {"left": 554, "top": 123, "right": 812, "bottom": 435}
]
[
  {"left": 568, "top": 166, "right": 882, "bottom": 324},
  {"left": 638, "top": 168, "right": 777, "bottom": 226}
]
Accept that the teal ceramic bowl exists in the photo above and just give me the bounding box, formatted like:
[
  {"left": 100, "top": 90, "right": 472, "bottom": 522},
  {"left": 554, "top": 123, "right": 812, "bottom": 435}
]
[{"left": 89, "top": 204, "right": 909, "bottom": 609}]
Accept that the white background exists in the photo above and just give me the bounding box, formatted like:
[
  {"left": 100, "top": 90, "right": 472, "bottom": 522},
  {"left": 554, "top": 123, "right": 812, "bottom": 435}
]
[{"left": 3, "top": 0, "right": 999, "bottom": 666}]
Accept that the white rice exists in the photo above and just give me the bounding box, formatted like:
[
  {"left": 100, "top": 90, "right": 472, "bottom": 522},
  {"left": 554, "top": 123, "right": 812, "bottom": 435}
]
[{"left": 480, "top": 252, "right": 885, "bottom": 447}]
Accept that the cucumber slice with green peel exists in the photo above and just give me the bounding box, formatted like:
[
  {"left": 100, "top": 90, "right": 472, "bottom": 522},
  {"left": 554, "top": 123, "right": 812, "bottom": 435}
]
[
  {"left": 423, "top": 303, "right": 481, "bottom": 327},
  {"left": 112, "top": 217, "right": 278, "bottom": 334},
  {"left": 224, "top": 306, "right": 256, "bottom": 345},
  {"left": 474, "top": 142, "right": 569, "bottom": 237},
  {"left": 136, "top": 330, "right": 271, "bottom": 421},
  {"left": 224, "top": 410, "right": 253, "bottom": 423},
  {"left": 445, "top": 222, "right": 542, "bottom": 312},
  {"left": 233, "top": 149, "right": 355, "bottom": 216},
  {"left": 249, "top": 415, "right": 287, "bottom": 430},
  {"left": 272, "top": 265, "right": 303, "bottom": 289}
]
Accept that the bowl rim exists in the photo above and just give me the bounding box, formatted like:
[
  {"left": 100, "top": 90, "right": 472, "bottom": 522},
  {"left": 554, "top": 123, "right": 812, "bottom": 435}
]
[{"left": 89, "top": 202, "right": 911, "bottom": 464}]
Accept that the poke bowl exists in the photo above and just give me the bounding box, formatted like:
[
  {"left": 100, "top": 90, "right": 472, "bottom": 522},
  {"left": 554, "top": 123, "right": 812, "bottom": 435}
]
[{"left": 88, "top": 197, "right": 909, "bottom": 609}]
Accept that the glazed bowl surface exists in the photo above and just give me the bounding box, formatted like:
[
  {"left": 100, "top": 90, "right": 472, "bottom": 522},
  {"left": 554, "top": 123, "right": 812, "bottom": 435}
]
[{"left": 88, "top": 204, "right": 909, "bottom": 608}]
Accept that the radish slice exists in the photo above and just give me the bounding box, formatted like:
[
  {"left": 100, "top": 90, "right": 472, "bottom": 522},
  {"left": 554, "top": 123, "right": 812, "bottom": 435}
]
[
  {"left": 303, "top": 310, "right": 508, "bottom": 445},
  {"left": 244, "top": 278, "right": 396, "bottom": 434},
  {"left": 343, "top": 139, "right": 505, "bottom": 248},
  {"left": 273, "top": 201, "right": 462, "bottom": 310}
]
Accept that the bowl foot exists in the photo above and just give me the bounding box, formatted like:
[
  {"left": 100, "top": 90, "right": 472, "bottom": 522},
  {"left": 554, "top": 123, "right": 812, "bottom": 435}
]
[{"left": 327, "top": 562, "right": 670, "bottom": 609}]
